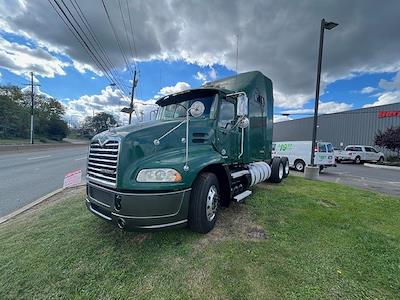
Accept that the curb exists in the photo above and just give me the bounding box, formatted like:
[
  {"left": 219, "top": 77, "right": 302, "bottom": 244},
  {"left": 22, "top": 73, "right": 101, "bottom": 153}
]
[
  {"left": 364, "top": 163, "right": 400, "bottom": 171},
  {"left": 0, "top": 183, "right": 86, "bottom": 225}
]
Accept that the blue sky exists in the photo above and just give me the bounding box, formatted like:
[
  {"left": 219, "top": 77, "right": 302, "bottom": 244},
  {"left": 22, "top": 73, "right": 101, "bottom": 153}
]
[{"left": 0, "top": 0, "right": 399, "bottom": 124}]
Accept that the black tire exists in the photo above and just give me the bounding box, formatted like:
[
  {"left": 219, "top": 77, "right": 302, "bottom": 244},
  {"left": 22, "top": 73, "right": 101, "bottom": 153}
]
[
  {"left": 319, "top": 165, "right": 324, "bottom": 173},
  {"left": 281, "top": 157, "right": 289, "bottom": 178},
  {"left": 294, "top": 159, "right": 306, "bottom": 172},
  {"left": 188, "top": 172, "right": 220, "bottom": 234},
  {"left": 377, "top": 156, "right": 384, "bottom": 164},
  {"left": 354, "top": 156, "right": 361, "bottom": 164},
  {"left": 337, "top": 159, "right": 342, "bottom": 163},
  {"left": 269, "top": 157, "right": 284, "bottom": 183}
]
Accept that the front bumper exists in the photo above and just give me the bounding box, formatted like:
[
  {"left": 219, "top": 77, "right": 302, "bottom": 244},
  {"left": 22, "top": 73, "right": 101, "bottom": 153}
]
[{"left": 86, "top": 181, "right": 191, "bottom": 231}]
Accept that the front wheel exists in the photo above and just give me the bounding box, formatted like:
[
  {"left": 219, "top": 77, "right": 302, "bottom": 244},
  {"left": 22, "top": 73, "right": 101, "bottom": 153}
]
[
  {"left": 354, "top": 156, "right": 361, "bottom": 164},
  {"left": 188, "top": 172, "right": 220, "bottom": 234},
  {"left": 294, "top": 159, "right": 306, "bottom": 172}
]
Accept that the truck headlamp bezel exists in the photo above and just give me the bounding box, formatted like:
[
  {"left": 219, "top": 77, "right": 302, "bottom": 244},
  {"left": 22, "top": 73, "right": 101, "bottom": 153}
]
[{"left": 136, "top": 168, "right": 182, "bottom": 183}]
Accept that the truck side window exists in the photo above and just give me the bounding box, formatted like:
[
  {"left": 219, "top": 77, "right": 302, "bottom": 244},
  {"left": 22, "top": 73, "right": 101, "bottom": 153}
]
[
  {"left": 218, "top": 100, "right": 235, "bottom": 129},
  {"left": 318, "top": 144, "right": 327, "bottom": 152}
]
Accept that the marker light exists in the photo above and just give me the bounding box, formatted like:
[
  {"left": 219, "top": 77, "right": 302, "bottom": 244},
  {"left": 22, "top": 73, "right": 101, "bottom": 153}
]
[{"left": 136, "top": 168, "right": 182, "bottom": 183}]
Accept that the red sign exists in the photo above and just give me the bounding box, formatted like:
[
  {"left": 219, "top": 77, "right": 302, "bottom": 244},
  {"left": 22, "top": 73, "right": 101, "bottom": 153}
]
[{"left": 378, "top": 111, "right": 400, "bottom": 118}]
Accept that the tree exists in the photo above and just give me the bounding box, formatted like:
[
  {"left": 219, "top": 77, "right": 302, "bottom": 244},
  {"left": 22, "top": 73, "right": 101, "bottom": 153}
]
[
  {"left": 0, "top": 85, "right": 69, "bottom": 141},
  {"left": 82, "top": 112, "right": 117, "bottom": 135},
  {"left": 375, "top": 126, "right": 400, "bottom": 157}
]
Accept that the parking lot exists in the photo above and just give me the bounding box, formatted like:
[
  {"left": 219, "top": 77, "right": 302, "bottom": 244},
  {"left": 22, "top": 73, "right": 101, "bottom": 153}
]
[{"left": 294, "top": 162, "right": 400, "bottom": 196}]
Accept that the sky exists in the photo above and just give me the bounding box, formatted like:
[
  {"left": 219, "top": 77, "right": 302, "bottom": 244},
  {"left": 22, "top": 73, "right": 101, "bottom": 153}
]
[{"left": 0, "top": 0, "right": 399, "bottom": 125}]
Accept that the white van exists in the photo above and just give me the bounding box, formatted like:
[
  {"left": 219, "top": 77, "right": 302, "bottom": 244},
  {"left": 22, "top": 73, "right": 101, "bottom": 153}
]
[{"left": 272, "top": 141, "right": 336, "bottom": 172}]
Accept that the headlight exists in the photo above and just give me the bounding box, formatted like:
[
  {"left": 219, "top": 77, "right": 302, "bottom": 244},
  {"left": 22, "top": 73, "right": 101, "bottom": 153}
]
[{"left": 136, "top": 168, "right": 182, "bottom": 183}]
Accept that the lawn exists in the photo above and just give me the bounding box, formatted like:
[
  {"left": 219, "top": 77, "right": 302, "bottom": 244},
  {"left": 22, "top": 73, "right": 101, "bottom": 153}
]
[{"left": 1, "top": 177, "right": 399, "bottom": 299}]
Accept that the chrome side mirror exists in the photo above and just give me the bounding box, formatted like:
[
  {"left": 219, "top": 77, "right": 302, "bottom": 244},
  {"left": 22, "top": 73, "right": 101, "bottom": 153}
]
[
  {"left": 238, "top": 116, "right": 249, "bottom": 128},
  {"left": 237, "top": 94, "right": 248, "bottom": 116},
  {"left": 189, "top": 101, "right": 205, "bottom": 117}
]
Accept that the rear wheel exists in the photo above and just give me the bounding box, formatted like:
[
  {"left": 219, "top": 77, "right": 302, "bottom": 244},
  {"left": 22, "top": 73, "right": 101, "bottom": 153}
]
[
  {"left": 377, "top": 156, "right": 384, "bottom": 164},
  {"left": 188, "top": 172, "right": 220, "bottom": 234},
  {"left": 294, "top": 159, "right": 306, "bottom": 172},
  {"left": 269, "top": 157, "right": 284, "bottom": 183},
  {"left": 281, "top": 157, "right": 290, "bottom": 178}
]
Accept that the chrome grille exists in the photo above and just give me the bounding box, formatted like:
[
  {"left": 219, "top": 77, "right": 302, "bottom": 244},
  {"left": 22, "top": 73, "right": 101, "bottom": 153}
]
[{"left": 87, "top": 140, "right": 119, "bottom": 187}]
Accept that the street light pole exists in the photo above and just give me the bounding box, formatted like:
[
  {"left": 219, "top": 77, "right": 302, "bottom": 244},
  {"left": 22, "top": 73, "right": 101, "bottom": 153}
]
[{"left": 310, "top": 18, "right": 338, "bottom": 166}]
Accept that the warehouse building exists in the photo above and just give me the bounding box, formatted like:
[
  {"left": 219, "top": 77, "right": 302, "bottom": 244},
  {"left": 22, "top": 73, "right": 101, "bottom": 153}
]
[{"left": 273, "top": 102, "right": 400, "bottom": 156}]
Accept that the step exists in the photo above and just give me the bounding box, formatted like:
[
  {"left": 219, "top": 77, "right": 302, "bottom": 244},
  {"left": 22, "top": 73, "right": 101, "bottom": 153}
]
[
  {"left": 233, "top": 190, "right": 252, "bottom": 202},
  {"left": 231, "top": 170, "right": 249, "bottom": 179}
]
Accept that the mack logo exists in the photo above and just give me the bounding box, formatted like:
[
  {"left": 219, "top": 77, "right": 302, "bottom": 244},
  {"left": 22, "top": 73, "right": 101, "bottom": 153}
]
[
  {"left": 98, "top": 139, "right": 107, "bottom": 147},
  {"left": 100, "top": 168, "right": 116, "bottom": 175}
]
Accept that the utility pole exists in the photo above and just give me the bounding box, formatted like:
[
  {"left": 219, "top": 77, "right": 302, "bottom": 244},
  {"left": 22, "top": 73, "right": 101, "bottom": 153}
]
[
  {"left": 24, "top": 72, "right": 40, "bottom": 144},
  {"left": 128, "top": 69, "right": 137, "bottom": 125}
]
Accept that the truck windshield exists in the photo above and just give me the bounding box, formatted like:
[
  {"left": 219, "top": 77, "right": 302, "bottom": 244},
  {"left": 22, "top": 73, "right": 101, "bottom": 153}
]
[{"left": 156, "top": 95, "right": 217, "bottom": 120}]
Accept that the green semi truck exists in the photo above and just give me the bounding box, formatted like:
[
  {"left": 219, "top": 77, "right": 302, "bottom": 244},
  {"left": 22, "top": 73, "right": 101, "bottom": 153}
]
[{"left": 86, "top": 71, "right": 289, "bottom": 233}]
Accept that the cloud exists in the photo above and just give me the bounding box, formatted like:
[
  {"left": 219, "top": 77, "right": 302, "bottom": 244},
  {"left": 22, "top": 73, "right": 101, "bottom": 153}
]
[
  {"left": 281, "top": 101, "right": 353, "bottom": 115},
  {"left": 157, "top": 81, "right": 191, "bottom": 97},
  {"left": 21, "top": 85, "right": 53, "bottom": 98},
  {"left": 209, "top": 67, "right": 217, "bottom": 80},
  {"left": 273, "top": 115, "right": 292, "bottom": 123},
  {"left": 194, "top": 71, "right": 207, "bottom": 82},
  {"left": 1, "top": 0, "right": 400, "bottom": 110},
  {"left": 363, "top": 71, "right": 400, "bottom": 107},
  {"left": 378, "top": 72, "right": 400, "bottom": 91},
  {"left": 360, "top": 86, "right": 377, "bottom": 94},
  {"left": 65, "top": 81, "right": 191, "bottom": 126},
  {"left": 0, "top": 38, "right": 68, "bottom": 78},
  {"left": 363, "top": 91, "right": 400, "bottom": 108}
]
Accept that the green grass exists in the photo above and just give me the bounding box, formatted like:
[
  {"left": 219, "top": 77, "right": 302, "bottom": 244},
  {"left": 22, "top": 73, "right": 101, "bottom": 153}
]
[{"left": 1, "top": 177, "right": 399, "bottom": 299}]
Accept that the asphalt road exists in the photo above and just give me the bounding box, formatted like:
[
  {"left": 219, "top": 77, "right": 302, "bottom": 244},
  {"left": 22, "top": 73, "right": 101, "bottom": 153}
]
[
  {"left": 299, "top": 162, "right": 400, "bottom": 196},
  {"left": 0, "top": 145, "right": 88, "bottom": 218}
]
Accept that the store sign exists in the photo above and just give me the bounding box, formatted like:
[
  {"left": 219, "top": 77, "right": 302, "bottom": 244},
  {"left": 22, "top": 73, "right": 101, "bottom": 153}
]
[{"left": 377, "top": 111, "right": 400, "bottom": 118}]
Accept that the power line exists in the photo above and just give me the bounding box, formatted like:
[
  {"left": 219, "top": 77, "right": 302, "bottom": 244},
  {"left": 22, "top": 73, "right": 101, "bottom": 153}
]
[
  {"left": 48, "top": 0, "right": 129, "bottom": 96},
  {"left": 118, "top": 0, "right": 136, "bottom": 70},
  {"left": 48, "top": 0, "right": 122, "bottom": 92},
  {"left": 126, "top": 0, "right": 139, "bottom": 69},
  {"left": 68, "top": 0, "right": 126, "bottom": 88},
  {"left": 101, "top": 0, "right": 134, "bottom": 75}
]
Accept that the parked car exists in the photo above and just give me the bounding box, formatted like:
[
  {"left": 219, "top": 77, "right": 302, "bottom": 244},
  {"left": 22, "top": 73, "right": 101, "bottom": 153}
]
[
  {"left": 333, "top": 147, "right": 346, "bottom": 162},
  {"left": 336, "top": 145, "right": 384, "bottom": 164},
  {"left": 272, "top": 141, "right": 336, "bottom": 172}
]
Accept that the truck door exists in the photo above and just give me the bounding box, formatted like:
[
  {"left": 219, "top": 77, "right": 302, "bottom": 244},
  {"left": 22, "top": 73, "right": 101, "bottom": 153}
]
[{"left": 215, "top": 98, "right": 239, "bottom": 161}]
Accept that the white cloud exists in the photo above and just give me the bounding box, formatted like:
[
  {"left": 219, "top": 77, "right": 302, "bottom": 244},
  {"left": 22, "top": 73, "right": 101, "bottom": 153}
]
[
  {"left": 281, "top": 101, "right": 353, "bottom": 115},
  {"left": 0, "top": 38, "right": 68, "bottom": 78},
  {"left": 209, "top": 67, "right": 217, "bottom": 80},
  {"left": 65, "top": 81, "right": 191, "bottom": 126},
  {"left": 378, "top": 72, "right": 400, "bottom": 91},
  {"left": 363, "top": 71, "right": 400, "bottom": 107},
  {"left": 21, "top": 85, "right": 53, "bottom": 98},
  {"left": 363, "top": 91, "right": 400, "bottom": 108},
  {"left": 360, "top": 86, "right": 377, "bottom": 94},
  {"left": 273, "top": 115, "right": 292, "bottom": 123},
  {"left": 157, "top": 81, "right": 191, "bottom": 97},
  {"left": 194, "top": 71, "right": 207, "bottom": 82}
]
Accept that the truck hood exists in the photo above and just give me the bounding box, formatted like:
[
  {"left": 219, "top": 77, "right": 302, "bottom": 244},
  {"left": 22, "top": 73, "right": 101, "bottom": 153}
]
[{"left": 91, "top": 119, "right": 215, "bottom": 189}]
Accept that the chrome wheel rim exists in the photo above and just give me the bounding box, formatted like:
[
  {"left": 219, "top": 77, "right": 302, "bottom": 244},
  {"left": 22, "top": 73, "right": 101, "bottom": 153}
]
[
  {"left": 279, "top": 163, "right": 284, "bottom": 179},
  {"left": 206, "top": 185, "right": 218, "bottom": 222},
  {"left": 284, "top": 161, "right": 289, "bottom": 174},
  {"left": 296, "top": 162, "right": 303, "bottom": 171}
]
